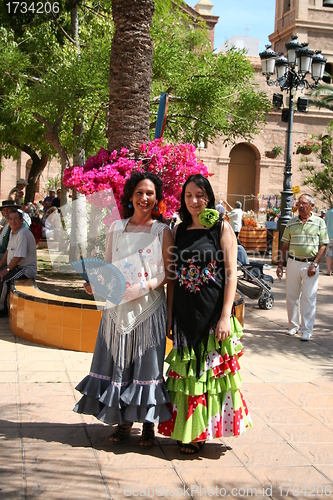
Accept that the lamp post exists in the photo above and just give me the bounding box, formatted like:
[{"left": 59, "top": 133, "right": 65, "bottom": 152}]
[{"left": 259, "top": 35, "right": 326, "bottom": 240}]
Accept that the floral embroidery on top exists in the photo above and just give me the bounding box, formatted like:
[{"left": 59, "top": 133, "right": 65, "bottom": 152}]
[
  {"left": 115, "top": 237, "right": 164, "bottom": 286},
  {"left": 177, "top": 258, "right": 217, "bottom": 292}
]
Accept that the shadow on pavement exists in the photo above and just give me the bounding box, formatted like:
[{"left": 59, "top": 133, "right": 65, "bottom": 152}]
[{"left": 0, "top": 419, "right": 230, "bottom": 461}]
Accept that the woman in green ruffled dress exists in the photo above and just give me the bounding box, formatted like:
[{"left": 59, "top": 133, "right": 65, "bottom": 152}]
[{"left": 158, "top": 174, "right": 252, "bottom": 454}]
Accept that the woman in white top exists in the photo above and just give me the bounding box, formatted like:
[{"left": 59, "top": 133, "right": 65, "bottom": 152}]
[{"left": 74, "top": 172, "right": 174, "bottom": 448}]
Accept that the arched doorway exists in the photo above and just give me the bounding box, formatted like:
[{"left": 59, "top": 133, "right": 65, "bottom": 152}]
[{"left": 227, "top": 143, "right": 257, "bottom": 211}]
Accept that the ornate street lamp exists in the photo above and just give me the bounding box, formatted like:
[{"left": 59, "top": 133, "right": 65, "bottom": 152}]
[{"left": 259, "top": 35, "right": 326, "bottom": 240}]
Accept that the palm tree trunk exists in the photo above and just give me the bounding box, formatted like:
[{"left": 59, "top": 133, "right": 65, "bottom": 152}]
[{"left": 107, "top": 0, "right": 155, "bottom": 154}]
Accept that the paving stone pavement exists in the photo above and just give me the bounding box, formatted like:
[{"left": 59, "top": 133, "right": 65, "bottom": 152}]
[{"left": 1, "top": 264, "right": 333, "bottom": 500}]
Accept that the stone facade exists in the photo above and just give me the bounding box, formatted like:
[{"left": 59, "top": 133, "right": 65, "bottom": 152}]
[
  {"left": 197, "top": 0, "right": 333, "bottom": 212},
  {"left": 0, "top": 154, "right": 60, "bottom": 202}
]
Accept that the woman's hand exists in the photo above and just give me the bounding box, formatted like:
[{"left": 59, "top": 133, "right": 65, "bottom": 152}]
[
  {"left": 215, "top": 315, "right": 231, "bottom": 342},
  {"left": 122, "top": 282, "right": 143, "bottom": 302},
  {"left": 84, "top": 282, "right": 94, "bottom": 295}
]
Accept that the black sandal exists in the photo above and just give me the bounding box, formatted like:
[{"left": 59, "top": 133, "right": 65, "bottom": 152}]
[
  {"left": 109, "top": 423, "right": 133, "bottom": 444},
  {"left": 180, "top": 441, "right": 205, "bottom": 455},
  {"left": 139, "top": 422, "right": 155, "bottom": 448}
]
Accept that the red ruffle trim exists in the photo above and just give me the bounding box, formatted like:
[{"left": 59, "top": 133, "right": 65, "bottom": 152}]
[{"left": 167, "top": 352, "right": 242, "bottom": 380}]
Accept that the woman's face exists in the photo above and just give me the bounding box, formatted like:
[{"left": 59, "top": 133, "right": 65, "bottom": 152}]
[
  {"left": 184, "top": 181, "right": 208, "bottom": 216},
  {"left": 131, "top": 179, "right": 157, "bottom": 216}
]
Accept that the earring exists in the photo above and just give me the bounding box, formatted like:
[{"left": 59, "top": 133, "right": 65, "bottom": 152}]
[
  {"left": 128, "top": 202, "right": 133, "bottom": 209},
  {"left": 154, "top": 205, "right": 158, "bottom": 212}
]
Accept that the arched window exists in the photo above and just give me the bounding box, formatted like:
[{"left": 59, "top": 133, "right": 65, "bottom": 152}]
[{"left": 323, "top": 1, "right": 333, "bottom": 8}]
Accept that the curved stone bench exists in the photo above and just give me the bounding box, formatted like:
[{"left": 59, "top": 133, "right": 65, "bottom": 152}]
[
  {"left": 9, "top": 281, "right": 244, "bottom": 354},
  {"left": 9, "top": 279, "right": 104, "bottom": 352}
]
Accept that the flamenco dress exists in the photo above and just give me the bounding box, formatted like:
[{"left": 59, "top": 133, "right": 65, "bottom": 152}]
[
  {"left": 74, "top": 219, "right": 171, "bottom": 425},
  {"left": 158, "top": 222, "right": 252, "bottom": 443}
]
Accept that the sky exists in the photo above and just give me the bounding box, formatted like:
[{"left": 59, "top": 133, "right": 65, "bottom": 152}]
[{"left": 186, "top": 0, "right": 276, "bottom": 55}]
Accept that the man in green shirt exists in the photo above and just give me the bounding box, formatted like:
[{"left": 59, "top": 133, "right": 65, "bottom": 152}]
[{"left": 276, "top": 194, "right": 329, "bottom": 341}]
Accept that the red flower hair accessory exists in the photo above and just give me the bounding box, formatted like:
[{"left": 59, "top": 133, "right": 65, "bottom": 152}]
[{"left": 153, "top": 200, "right": 167, "bottom": 216}]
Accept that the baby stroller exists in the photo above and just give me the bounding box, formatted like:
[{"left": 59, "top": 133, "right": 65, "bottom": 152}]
[{"left": 237, "top": 244, "right": 274, "bottom": 310}]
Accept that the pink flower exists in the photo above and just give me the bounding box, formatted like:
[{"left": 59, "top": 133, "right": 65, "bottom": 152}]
[{"left": 63, "top": 139, "right": 211, "bottom": 218}]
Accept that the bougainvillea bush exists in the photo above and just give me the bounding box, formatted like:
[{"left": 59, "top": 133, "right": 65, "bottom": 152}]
[{"left": 63, "top": 139, "right": 211, "bottom": 219}]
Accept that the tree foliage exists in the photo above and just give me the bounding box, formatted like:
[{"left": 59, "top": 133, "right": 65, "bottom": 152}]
[
  {"left": 0, "top": 0, "right": 270, "bottom": 197},
  {"left": 0, "top": 1, "right": 113, "bottom": 200},
  {"left": 0, "top": 0, "right": 112, "bottom": 153},
  {"left": 0, "top": 25, "right": 52, "bottom": 160},
  {"left": 309, "top": 81, "right": 333, "bottom": 112}
]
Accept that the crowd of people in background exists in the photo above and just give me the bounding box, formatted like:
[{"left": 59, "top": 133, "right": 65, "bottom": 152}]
[
  {"left": 1, "top": 181, "right": 61, "bottom": 246},
  {"left": 0, "top": 180, "right": 61, "bottom": 316}
]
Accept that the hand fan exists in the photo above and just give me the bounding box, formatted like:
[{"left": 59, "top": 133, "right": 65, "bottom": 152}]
[{"left": 71, "top": 258, "right": 126, "bottom": 305}]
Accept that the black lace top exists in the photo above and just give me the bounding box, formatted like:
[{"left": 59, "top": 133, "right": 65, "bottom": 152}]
[{"left": 173, "top": 220, "right": 224, "bottom": 348}]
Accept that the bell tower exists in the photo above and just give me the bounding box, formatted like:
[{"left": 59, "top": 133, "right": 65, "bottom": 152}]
[{"left": 269, "top": 0, "right": 333, "bottom": 70}]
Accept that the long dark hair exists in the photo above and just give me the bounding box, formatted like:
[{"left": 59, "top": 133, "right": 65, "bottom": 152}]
[
  {"left": 121, "top": 171, "right": 164, "bottom": 220},
  {"left": 179, "top": 174, "right": 216, "bottom": 227}
]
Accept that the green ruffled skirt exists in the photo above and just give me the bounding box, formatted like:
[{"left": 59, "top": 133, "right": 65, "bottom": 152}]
[{"left": 158, "top": 316, "right": 252, "bottom": 443}]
